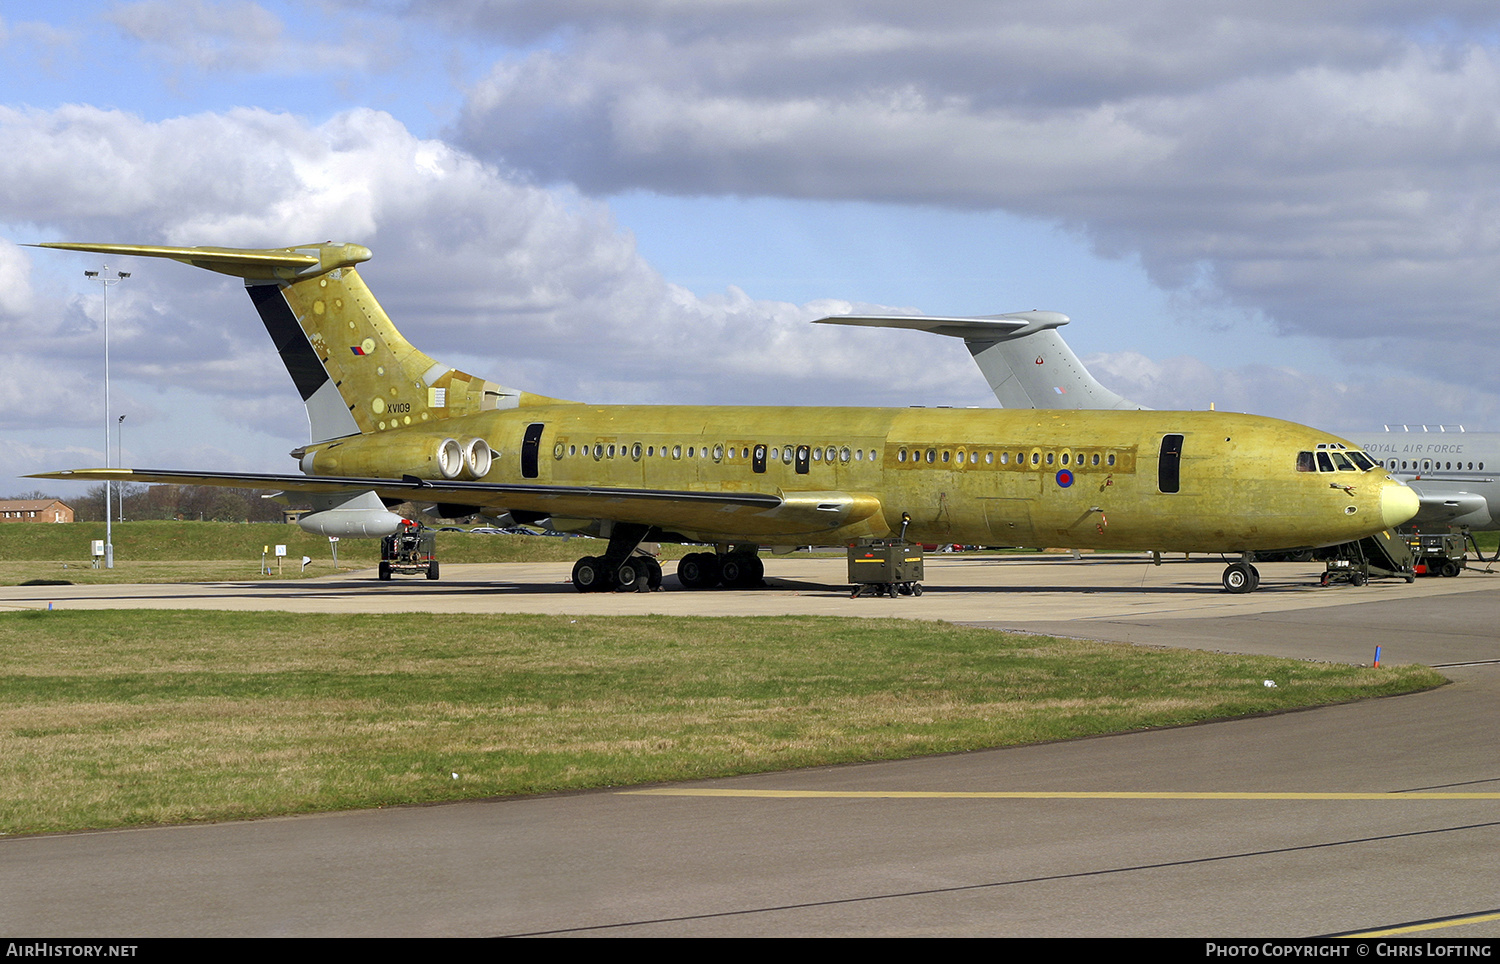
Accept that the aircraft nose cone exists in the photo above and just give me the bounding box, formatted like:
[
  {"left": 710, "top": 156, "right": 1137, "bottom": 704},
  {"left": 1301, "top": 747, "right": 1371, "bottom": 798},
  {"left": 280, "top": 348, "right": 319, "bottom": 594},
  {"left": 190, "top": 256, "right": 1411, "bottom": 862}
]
[{"left": 1381, "top": 482, "right": 1420, "bottom": 528}]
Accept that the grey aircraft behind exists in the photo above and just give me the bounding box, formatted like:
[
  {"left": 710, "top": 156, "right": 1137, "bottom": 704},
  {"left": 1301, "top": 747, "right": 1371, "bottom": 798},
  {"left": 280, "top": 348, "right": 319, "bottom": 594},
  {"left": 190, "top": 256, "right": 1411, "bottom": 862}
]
[
  {"left": 1349, "top": 428, "right": 1500, "bottom": 531},
  {"left": 818, "top": 312, "right": 1500, "bottom": 535}
]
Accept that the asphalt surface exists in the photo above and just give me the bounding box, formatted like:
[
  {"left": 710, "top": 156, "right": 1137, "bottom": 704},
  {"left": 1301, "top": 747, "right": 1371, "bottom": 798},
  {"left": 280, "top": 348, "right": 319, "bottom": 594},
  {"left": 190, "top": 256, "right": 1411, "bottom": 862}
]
[{"left": 1, "top": 554, "right": 1497, "bottom": 937}]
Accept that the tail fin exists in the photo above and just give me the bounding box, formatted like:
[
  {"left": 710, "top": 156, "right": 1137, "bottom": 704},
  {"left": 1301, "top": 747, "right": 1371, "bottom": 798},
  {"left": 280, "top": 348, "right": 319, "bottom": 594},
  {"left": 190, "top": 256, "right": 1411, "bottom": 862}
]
[
  {"left": 32, "top": 241, "right": 565, "bottom": 443},
  {"left": 815, "top": 311, "right": 1147, "bottom": 410}
]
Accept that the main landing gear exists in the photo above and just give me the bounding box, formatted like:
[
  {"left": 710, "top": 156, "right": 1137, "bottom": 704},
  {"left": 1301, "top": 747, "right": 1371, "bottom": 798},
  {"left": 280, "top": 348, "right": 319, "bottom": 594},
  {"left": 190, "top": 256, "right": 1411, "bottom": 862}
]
[
  {"left": 570, "top": 553, "right": 661, "bottom": 593},
  {"left": 1221, "top": 559, "right": 1260, "bottom": 594},
  {"left": 676, "top": 550, "right": 764, "bottom": 590},
  {"left": 566, "top": 526, "right": 764, "bottom": 593},
  {"left": 570, "top": 541, "right": 764, "bottom": 593},
  {"left": 569, "top": 522, "right": 662, "bottom": 593}
]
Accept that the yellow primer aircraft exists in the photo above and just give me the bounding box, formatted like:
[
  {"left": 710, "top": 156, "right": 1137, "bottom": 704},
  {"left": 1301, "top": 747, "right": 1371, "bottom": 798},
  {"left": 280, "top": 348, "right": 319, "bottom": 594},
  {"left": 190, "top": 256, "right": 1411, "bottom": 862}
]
[{"left": 31, "top": 241, "right": 1419, "bottom": 593}]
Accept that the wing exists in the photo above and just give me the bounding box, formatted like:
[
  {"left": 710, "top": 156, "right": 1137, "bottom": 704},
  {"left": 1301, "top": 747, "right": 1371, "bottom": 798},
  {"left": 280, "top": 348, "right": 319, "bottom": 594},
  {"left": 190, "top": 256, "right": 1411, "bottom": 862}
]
[{"left": 31, "top": 468, "right": 882, "bottom": 540}]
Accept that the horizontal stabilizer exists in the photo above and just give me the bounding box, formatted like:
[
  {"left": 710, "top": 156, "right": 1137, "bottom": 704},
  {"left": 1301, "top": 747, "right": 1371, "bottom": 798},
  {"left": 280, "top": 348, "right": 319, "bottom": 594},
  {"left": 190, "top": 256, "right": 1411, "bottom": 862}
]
[
  {"left": 815, "top": 311, "right": 1070, "bottom": 341},
  {"left": 28, "top": 242, "right": 371, "bottom": 281}
]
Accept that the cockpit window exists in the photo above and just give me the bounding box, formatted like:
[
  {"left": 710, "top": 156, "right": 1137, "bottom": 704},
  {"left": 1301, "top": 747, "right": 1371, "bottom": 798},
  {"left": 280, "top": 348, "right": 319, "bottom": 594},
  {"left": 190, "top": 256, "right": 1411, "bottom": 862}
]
[{"left": 1303, "top": 446, "right": 1376, "bottom": 473}]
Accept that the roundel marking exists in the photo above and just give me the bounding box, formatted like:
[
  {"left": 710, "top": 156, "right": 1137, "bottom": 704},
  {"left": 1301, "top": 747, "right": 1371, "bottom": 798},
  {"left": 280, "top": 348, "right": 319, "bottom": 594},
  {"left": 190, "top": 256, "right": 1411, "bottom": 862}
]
[{"left": 1056, "top": 469, "right": 1074, "bottom": 488}]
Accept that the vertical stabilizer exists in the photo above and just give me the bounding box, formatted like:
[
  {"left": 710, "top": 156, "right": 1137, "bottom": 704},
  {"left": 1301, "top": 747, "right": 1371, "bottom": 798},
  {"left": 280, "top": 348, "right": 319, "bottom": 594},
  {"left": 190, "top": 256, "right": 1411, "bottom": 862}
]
[
  {"left": 32, "top": 241, "right": 565, "bottom": 443},
  {"left": 248, "top": 260, "right": 523, "bottom": 441},
  {"left": 815, "top": 311, "right": 1147, "bottom": 410}
]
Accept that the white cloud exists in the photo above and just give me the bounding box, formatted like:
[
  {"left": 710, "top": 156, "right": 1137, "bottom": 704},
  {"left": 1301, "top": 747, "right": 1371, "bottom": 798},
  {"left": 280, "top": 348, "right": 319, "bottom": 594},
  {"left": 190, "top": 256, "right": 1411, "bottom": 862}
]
[
  {"left": 448, "top": 3, "right": 1500, "bottom": 404},
  {"left": 13, "top": 4, "right": 1500, "bottom": 491},
  {"left": 1083, "top": 350, "right": 1500, "bottom": 433},
  {"left": 3, "top": 103, "right": 981, "bottom": 486},
  {"left": 0, "top": 240, "right": 36, "bottom": 321},
  {"left": 107, "top": 0, "right": 392, "bottom": 74},
  {"left": 0, "top": 13, "right": 75, "bottom": 62}
]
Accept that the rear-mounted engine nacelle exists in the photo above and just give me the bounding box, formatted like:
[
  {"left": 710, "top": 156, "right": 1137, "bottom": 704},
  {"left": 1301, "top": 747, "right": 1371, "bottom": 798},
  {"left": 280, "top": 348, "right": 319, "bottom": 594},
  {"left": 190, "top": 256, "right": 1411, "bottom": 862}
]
[
  {"left": 459, "top": 437, "right": 493, "bottom": 479},
  {"left": 301, "top": 431, "right": 491, "bottom": 480}
]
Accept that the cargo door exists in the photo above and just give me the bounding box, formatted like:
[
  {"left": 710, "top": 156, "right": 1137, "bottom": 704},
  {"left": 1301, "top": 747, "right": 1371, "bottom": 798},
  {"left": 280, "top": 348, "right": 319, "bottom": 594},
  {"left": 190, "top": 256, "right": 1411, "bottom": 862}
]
[{"left": 983, "top": 499, "right": 1036, "bottom": 547}]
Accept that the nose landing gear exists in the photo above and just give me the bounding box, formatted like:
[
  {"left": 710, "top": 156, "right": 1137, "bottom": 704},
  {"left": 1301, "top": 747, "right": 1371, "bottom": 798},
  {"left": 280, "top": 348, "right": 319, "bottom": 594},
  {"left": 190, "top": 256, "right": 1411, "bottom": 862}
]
[{"left": 1221, "top": 560, "right": 1261, "bottom": 593}]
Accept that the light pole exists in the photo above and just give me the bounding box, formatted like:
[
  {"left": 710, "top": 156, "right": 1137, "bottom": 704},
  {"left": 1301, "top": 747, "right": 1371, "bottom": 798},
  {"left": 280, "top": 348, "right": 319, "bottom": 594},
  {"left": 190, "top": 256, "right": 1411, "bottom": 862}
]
[
  {"left": 85, "top": 266, "right": 130, "bottom": 568},
  {"left": 117, "top": 414, "right": 126, "bottom": 522}
]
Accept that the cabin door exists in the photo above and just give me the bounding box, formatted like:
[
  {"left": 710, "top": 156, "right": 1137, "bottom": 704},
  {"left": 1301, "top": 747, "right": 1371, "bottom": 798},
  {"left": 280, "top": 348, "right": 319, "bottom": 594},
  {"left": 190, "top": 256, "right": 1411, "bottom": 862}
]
[
  {"left": 521, "top": 422, "right": 545, "bottom": 479},
  {"left": 1158, "top": 433, "right": 1184, "bottom": 494}
]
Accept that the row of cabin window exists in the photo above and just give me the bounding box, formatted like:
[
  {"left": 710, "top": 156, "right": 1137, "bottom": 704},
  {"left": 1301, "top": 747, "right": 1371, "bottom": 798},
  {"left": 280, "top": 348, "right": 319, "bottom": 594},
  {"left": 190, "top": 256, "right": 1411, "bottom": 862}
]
[
  {"left": 555, "top": 442, "right": 880, "bottom": 463},
  {"left": 553, "top": 440, "right": 1121, "bottom": 471},
  {"left": 1378, "top": 458, "right": 1486, "bottom": 472},
  {"left": 896, "top": 448, "right": 1117, "bottom": 468}
]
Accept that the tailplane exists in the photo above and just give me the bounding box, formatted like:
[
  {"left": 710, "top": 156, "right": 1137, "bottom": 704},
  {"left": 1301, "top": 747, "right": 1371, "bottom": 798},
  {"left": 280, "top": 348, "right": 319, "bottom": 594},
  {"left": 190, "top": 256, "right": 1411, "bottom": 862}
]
[
  {"left": 815, "top": 311, "right": 1147, "bottom": 410},
  {"left": 32, "top": 241, "right": 566, "bottom": 443}
]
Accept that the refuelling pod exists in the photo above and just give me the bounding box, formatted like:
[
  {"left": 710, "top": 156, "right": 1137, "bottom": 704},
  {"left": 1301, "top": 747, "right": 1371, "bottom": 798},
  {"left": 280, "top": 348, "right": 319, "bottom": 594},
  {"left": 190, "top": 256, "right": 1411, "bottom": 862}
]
[
  {"left": 301, "top": 432, "right": 466, "bottom": 480},
  {"left": 297, "top": 490, "right": 406, "bottom": 538}
]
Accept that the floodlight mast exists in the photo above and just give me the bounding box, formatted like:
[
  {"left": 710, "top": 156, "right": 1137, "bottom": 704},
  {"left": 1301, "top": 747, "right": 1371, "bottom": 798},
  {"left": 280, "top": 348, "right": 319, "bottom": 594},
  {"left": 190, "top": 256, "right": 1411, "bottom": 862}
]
[
  {"left": 117, "top": 414, "right": 126, "bottom": 522},
  {"left": 85, "top": 267, "right": 130, "bottom": 568}
]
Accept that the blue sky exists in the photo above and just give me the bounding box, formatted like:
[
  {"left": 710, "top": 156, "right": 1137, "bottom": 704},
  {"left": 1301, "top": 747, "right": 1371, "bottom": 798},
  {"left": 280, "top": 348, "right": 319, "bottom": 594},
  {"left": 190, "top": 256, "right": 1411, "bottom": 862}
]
[{"left": 4, "top": 1, "right": 1500, "bottom": 498}]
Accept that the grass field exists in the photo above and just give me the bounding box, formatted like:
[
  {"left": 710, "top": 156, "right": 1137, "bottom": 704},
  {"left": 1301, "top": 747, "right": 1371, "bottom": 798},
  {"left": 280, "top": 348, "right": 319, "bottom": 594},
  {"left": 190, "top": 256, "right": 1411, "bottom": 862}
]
[
  {"left": 0, "top": 520, "right": 613, "bottom": 584},
  {"left": 0, "top": 521, "right": 1464, "bottom": 837},
  {"left": 2, "top": 521, "right": 1493, "bottom": 585},
  {"left": 0, "top": 609, "right": 1444, "bottom": 836}
]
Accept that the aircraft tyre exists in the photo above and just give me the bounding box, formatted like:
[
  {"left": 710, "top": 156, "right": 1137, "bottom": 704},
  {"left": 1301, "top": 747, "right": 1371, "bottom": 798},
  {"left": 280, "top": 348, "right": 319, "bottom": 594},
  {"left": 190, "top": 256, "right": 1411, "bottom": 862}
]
[
  {"left": 615, "top": 559, "right": 651, "bottom": 593},
  {"left": 571, "top": 556, "right": 612, "bottom": 593},
  {"left": 641, "top": 557, "right": 663, "bottom": 590},
  {"left": 677, "top": 552, "right": 722, "bottom": 590},
  {"left": 427, "top": 561, "right": 439, "bottom": 581},
  {"left": 720, "top": 555, "right": 764, "bottom": 589},
  {"left": 1222, "top": 563, "right": 1259, "bottom": 594},
  {"left": 378, "top": 561, "right": 392, "bottom": 581},
  {"left": 719, "top": 557, "right": 746, "bottom": 588}
]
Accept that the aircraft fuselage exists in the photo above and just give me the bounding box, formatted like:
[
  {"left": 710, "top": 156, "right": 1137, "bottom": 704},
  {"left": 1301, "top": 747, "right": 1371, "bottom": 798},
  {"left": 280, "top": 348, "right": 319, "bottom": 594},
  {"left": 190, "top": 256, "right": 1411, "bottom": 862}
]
[
  {"left": 29, "top": 240, "right": 1420, "bottom": 592},
  {"left": 305, "top": 404, "right": 1413, "bottom": 552}
]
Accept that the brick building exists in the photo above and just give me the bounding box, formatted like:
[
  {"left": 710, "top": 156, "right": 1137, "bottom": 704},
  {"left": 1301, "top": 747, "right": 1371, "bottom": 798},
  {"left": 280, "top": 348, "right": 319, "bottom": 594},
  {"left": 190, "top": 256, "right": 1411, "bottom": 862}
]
[{"left": 0, "top": 499, "right": 75, "bottom": 523}]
